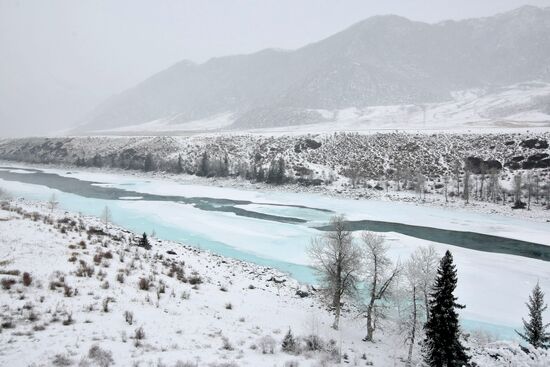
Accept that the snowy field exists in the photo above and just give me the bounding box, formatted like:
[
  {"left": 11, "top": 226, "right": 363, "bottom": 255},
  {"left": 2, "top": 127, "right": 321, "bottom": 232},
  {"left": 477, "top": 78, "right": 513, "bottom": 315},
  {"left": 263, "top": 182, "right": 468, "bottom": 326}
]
[{"left": 0, "top": 164, "right": 549, "bottom": 340}]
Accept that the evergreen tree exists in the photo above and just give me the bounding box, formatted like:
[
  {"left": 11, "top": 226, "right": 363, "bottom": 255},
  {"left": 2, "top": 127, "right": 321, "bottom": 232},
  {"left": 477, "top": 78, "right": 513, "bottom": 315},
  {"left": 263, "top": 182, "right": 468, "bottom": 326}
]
[
  {"left": 423, "top": 250, "right": 469, "bottom": 366},
  {"left": 197, "top": 152, "right": 209, "bottom": 177},
  {"left": 144, "top": 153, "right": 154, "bottom": 172},
  {"left": 176, "top": 154, "right": 184, "bottom": 174},
  {"left": 138, "top": 233, "right": 151, "bottom": 250},
  {"left": 281, "top": 328, "right": 296, "bottom": 353},
  {"left": 516, "top": 282, "right": 550, "bottom": 349}
]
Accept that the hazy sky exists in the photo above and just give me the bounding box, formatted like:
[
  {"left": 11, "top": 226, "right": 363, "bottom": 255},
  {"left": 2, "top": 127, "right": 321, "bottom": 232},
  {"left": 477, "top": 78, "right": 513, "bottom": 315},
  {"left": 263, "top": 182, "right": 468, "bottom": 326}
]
[{"left": 1, "top": 0, "right": 549, "bottom": 137}]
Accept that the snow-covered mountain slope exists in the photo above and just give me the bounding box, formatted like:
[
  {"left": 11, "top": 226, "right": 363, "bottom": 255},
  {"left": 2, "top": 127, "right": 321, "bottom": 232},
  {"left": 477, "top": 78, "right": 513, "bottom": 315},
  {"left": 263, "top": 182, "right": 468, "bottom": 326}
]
[
  {"left": 76, "top": 6, "right": 550, "bottom": 133},
  {"left": 89, "top": 82, "right": 550, "bottom": 135}
]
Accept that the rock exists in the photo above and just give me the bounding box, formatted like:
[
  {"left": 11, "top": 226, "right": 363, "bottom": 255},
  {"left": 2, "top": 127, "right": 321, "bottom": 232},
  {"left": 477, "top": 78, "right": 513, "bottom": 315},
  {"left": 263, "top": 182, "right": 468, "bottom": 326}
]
[
  {"left": 527, "top": 153, "right": 549, "bottom": 161},
  {"left": 520, "top": 139, "right": 548, "bottom": 149},
  {"left": 294, "top": 138, "right": 322, "bottom": 153},
  {"left": 166, "top": 250, "right": 177, "bottom": 255},
  {"left": 267, "top": 276, "right": 287, "bottom": 284},
  {"left": 296, "top": 288, "right": 309, "bottom": 298},
  {"left": 465, "top": 157, "right": 503, "bottom": 174}
]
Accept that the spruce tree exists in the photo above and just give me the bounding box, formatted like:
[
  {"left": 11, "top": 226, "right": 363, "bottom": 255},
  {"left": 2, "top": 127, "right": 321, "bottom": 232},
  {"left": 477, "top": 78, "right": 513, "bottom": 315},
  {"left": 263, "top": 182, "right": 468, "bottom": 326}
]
[
  {"left": 423, "top": 250, "right": 469, "bottom": 366},
  {"left": 516, "top": 282, "right": 550, "bottom": 349},
  {"left": 176, "top": 154, "right": 184, "bottom": 174},
  {"left": 281, "top": 328, "right": 296, "bottom": 353},
  {"left": 138, "top": 233, "right": 151, "bottom": 250}
]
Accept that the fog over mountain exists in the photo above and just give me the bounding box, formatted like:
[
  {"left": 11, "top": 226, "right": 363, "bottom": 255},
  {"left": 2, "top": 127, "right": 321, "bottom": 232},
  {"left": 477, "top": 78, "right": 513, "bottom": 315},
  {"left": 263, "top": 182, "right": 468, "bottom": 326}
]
[{"left": 77, "top": 5, "right": 550, "bottom": 133}]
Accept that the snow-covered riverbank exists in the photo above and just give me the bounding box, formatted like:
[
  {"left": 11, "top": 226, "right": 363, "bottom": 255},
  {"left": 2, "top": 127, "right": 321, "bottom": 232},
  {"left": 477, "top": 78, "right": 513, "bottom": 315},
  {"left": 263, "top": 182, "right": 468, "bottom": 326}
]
[{"left": 1, "top": 199, "right": 549, "bottom": 366}]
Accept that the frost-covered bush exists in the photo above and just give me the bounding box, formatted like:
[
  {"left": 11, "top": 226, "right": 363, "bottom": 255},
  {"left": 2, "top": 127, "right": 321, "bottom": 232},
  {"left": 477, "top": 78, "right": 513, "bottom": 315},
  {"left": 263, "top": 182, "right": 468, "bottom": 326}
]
[
  {"left": 259, "top": 335, "right": 276, "bottom": 354},
  {"left": 124, "top": 310, "right": 134, "bottom": 325},
  {"left": 222, "top": 336, "right": 234, "bottom": 350},
  {"left": 471, "top": 341, "right": 550, "bottom": 367},
  {"left": 138, "top": 277, "right": 150, "bottom": 290},
  {"left": 303, "top": 334, "right": 324, "bottom": 352},
  {"left": 88, "top": 344, "right": 114, "bottom": 367},
  {"left": 22, "top": 272, "right": 32, "bottom": 286},
  {"left": 52, "top": 354, "right": 73, "bottom": 366}
]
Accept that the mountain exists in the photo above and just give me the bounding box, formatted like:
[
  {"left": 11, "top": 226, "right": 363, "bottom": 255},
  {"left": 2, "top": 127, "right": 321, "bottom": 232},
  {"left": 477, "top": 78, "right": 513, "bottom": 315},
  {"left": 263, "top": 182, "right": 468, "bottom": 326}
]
[{"left": 76, "top": 6, "right": 550, "bottom": 133}]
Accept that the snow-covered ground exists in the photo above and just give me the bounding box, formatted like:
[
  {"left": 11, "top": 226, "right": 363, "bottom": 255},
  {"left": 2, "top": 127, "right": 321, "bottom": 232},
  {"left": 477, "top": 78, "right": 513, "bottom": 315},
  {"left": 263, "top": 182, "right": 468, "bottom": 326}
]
[{"left": 1, "top": 199, "right": 549, "bottom": 366}]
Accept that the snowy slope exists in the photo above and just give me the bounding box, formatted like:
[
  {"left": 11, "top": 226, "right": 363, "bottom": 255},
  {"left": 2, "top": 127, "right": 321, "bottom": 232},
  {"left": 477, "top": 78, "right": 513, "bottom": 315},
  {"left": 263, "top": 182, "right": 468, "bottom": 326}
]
[{"left": 1, "top": 199, "right": 549, "bottom": 366}]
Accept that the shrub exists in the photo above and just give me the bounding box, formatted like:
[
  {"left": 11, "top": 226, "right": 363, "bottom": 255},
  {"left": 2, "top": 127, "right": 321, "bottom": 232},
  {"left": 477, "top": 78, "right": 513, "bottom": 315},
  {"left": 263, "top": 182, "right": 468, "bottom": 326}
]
[
  {"left": 93, "top": 253, "right": 103, "bottom": 265},
  {"left": 134, "top": 326, "right": 145, "bottom": 347},
  {"left": 304, "top": 334, "right": 323, "bottom": 351},
  {"left": 124, "top": 310, "right": 134, "bottom": 325},
  {"left": 76, "top": 260, "right": 94, "bottom": 277},
  {"left": 181, "top": 291, "right": 190, "bottom": 300},
  {"left": 1, "top": 277, "right": 16, "bottom": 290},
  {"left": 52, "top": 354, "right": 73, "bottom": 366},
  {"left": 188, "top": 272, "right": 202, "bottom": 285},
  {"left": 116, "top": 273, "right": 124, "bottom": 283},
  {"left": 62, "top": 313, "right": 74, "bottom": 326},
  {"left": 225, "top": 302, "right": 233, "bottom": 310},
  {"left": 103, "top": 251, "right": 113, "bottom": 259},
  {"left": 168, "top": 263, "right": 186, "bottom": 282},
  {"left": 221, "top": 336, "right": 234, "bottom": 351},
  {"left": 259, "top": 335, "right": 276, "bottom": 354},
  {"left": 102, "top": 298, "right": 111, "bottom": 312},
  {"left": 138, "top": 278, "right": 150, "bottom": 291},
  {"left": 0, "top": 269, "right": 20, "bottom": 276},
  {"left": 88, "top": 344, "right": 114, "bottom": 367},
  {"left": 1, "top": 318, "right": 15, "bottom": 329},
  {"left": 27, "top": 310, "right": 39, "bottom": 322},
  {"left": 284, "top": 361, "right": 300, "bottom": 367},
  {"left": 22, "top": 272, "right": 32, "bottom": 286},
  {"left": 63, "top": 284, "right": 73, "bottom": 297}
]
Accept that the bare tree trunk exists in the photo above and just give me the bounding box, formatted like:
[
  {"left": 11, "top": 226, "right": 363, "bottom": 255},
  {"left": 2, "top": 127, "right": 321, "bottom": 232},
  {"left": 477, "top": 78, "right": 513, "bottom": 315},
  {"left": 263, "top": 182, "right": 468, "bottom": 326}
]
[
  {"left": 424, "top": 290, "right": 430, "bottom": 322},
  {"left": 406, "top": 286, "right": 418, "bottom": 367},
  {"left": 332, "top": 291, "right": 341, "bottom": 330},
  {"left": 365, "top": 260, "right": 378, "bottom": 342}
]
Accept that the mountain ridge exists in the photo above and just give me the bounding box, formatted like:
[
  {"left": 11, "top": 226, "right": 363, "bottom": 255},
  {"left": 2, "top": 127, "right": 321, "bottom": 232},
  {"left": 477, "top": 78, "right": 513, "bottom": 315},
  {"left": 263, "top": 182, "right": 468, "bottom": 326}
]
[{"left": 76, "top": 6, "right": 550, "bottom": 133}]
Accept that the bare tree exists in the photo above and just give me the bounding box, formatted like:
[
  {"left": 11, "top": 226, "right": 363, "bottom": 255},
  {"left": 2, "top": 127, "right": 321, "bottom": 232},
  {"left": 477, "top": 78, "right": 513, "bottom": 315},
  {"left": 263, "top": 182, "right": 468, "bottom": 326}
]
[
  {"left": 401, "top": 254, "right": 428, "bottom": 367},
  {"left": 415, "top": 172, "right": 426, "bottom": 201},
  {"left": 101, "top": 206, "right": 112, "bottom": 229},
  {"left": 452, "top": 160, "right": 461, "bottom": 196},
  {"left": 462, "top": 169, "right": 471, "bottom": 204},
  {"left": 409, "top": 245, "right": 438, "bottom": 321},
  {"left": 513, "top": 173, "right": 523, "bottom": 207},
  {"left": 361, "top": 232, "right": 400, "bottom": 342},
  {"left": 534, "top": 174, "right": 541, "bottom": 204},
  {"left": 308, "top": 215, "right": 362, "bottom": 330},
  {"left": 525, "top": 172, "right": 534, "bottom": 210},
  {"left": 48, "top": 193, "right": 58, "bottom": 213},
  {"left": 443, "top": 176, "right": 449, "bottom": 203},
  {"left": 488, "top": 169, "right": 500, "bottom": 203}
]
